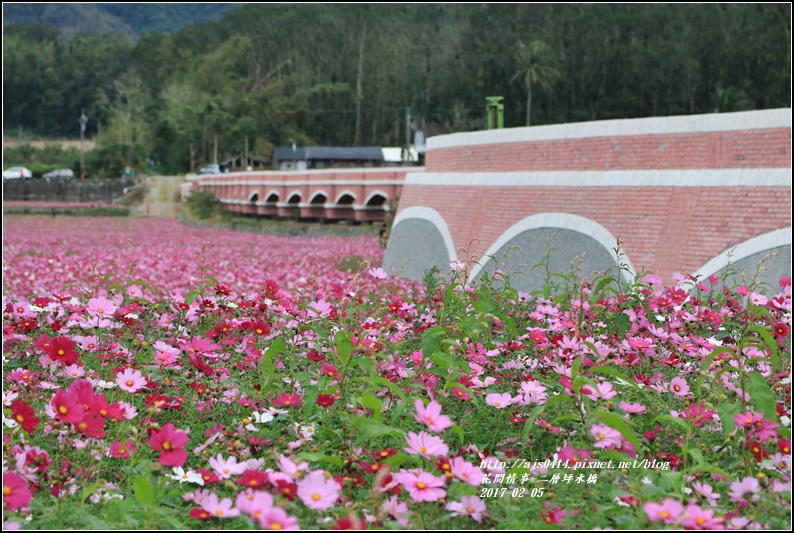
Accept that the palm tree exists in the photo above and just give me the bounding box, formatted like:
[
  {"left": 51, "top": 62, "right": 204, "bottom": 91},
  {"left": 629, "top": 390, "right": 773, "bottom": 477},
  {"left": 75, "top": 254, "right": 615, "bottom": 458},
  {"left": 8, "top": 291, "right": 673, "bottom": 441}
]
[{"left": 512, "top": 40, "right": 560, "bottom": 127}]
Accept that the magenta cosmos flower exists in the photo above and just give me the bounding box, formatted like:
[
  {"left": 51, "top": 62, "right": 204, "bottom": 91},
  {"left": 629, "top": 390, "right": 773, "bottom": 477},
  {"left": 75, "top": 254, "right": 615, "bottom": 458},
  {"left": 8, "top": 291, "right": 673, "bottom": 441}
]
[
  {"left": 404, "top": 431, "right": 449, "bottom": 459},
  {"left": 3, "top": 472, "right": 32, "bottom": 512},
  {"left": 296, "top": 470, "right": 339, "bottom": 511},
  {"left": 413, "top": 399, "right": 453, "bottom": 433},
  {"left": 396, "top": 469, "right": 447, "bottom": 502},
  {"left": 149, "top": 423, "right": 189, "bottom": 467}
]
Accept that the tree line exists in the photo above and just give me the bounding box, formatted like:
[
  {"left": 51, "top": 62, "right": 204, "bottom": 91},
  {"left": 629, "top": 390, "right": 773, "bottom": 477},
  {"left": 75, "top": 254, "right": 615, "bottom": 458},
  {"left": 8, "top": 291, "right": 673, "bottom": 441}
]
[{"left": 3, "top": 3, "right": 790, "bottom": 177}]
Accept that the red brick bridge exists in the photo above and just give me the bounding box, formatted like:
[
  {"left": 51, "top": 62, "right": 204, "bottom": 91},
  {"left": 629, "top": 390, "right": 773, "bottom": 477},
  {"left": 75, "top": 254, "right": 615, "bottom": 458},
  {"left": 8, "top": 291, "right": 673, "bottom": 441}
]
[{"left": 384, "top": 109, "right": 791, "bottom": 291}]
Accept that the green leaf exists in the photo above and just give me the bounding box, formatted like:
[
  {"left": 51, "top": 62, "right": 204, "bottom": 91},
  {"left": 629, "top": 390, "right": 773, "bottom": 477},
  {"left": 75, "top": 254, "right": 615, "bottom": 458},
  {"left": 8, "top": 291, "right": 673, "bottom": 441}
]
[
  {"left": 184, "top": 291, "right": 200, "bottom": 305},
  {"left": 451, "top": 423, "right": 465, "bottom": 444},
  {"left": 748, "top": 325, "right": 779, "bottom": 370},
  {"left": 421, "top": 326, "right": 446, "bottom": 361},
  {"left": 687, "top": 463, "right": 734, "bottom": 481},
  {"left": 696, "top": 347, "right": 735, "bottom": 400},
  {"left": 615, "top": 313, "right": 631, "bottom": 340},
  {"left": 589, "top": 365, "right": 640, "bottom": 390},
  {"left": 717, "top": 402, "right": 742, "bottom": 437},
  {"left": 132, "top": 476, "right": 155, "bottom": 505},
  {"left": 747, "top": 372, "right": 776, "bottom": 419},
  {"left": 294, "top": 452, "right": 345, "bottom": 467},
  {"left": 351, "top": 418, "right": 404, "bottom": 444},
  {"left": 655, "top": 414, "right": 690, "bottom": 434},
  {"left": 334, "top": 330, "right": 353, "bottom": 366},
  {"left": 359, "top": 394, "right": 383, "bottom": 423},
  {"left": 302, "top": 385, "right": 319, "bottom": 419}
]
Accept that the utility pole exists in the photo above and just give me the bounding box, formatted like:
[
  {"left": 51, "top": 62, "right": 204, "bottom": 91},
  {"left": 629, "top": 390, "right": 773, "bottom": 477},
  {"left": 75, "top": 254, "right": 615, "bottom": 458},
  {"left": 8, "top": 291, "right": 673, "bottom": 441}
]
[{"left": 79, "top": 109, "right": 88, "bottom": 179}]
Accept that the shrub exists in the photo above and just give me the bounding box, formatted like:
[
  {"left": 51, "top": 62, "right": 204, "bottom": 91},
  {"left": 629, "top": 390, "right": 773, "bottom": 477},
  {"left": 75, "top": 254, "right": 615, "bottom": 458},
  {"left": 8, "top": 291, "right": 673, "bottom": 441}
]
[{"left": 185, "top": 190, "right": 218, "bottom": 219}]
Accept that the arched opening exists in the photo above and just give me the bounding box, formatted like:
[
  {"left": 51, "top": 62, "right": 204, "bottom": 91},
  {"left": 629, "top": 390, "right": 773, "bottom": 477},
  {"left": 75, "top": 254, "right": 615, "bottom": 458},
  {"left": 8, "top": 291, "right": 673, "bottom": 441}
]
[
  {"left": 366, "top": 194, "right": 387, "bottom": 207},
  {"left": 309, "top": 192, "right": 327, "bottom": 205}
]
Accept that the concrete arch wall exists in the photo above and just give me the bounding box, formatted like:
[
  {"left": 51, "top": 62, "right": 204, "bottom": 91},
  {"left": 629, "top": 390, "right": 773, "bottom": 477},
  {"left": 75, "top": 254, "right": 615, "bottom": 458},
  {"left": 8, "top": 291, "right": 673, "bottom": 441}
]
[
  {"left": 695, "top": 227, "right": 792, "bottom": 289},
  {"left": 334, "top": 190, "right": 357, "bottom": 204},
  {"left": 309, "top": 190, "right": 329, "bottom": 204},
  {"left": 469, "top": 213, "right": 634, "bottom": 293},
  {"left": 383, "top": 206, "right": 456, "bottom": 280}
]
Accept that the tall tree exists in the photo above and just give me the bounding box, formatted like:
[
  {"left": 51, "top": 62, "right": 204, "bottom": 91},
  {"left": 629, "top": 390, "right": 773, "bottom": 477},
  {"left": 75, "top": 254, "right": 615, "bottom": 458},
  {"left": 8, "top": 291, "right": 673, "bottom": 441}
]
[{"left": 512, "top": 39, "right": 560, "bottom": 126}]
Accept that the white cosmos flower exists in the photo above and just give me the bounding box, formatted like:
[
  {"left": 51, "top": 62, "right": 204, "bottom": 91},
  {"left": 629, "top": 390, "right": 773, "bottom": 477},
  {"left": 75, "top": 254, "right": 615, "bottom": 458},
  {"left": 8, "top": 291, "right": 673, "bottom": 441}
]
[
  {"left": 252, "top": 411, "right": 274, "bottom": 424},
  {"left": 168, "top": 467, "right": 204, "bottom": 485},
  {"left": 3, "top": 416, "right": 20, "bottom": 428}
]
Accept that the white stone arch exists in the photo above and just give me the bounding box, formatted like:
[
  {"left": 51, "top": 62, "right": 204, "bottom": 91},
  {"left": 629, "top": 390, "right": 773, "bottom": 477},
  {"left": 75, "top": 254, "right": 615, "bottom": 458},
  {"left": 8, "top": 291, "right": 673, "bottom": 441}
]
[
  {"left": 694, "top": 227, "right": 792, "bottom": 280},
  {"left": 286, "top": 190, "right": 302, "bottom": 204},
  {"left": 391, "top": 206, "right": 457, "bottom": 266},
  {"left": 468, "top": 213, "right": 637, "bottom": 283},
  {"left": 247, "top": 190, "right": 260, "bottom": 203}
]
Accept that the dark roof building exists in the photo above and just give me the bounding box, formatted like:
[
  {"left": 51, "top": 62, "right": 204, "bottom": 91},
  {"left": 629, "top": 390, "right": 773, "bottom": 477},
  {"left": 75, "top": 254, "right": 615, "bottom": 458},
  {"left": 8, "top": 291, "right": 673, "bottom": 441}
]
[{"left": 273, "top": 146, "right": 384, "bottom": 170}]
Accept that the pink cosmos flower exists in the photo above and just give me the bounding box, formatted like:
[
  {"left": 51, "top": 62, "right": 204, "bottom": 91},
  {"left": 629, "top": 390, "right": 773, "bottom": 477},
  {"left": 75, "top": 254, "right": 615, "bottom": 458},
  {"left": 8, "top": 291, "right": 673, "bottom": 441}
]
[
  {"left": 590, "top": 423, "right": 622, "bottom": 449},
  {"left": 209, "top": 453, "right": 247, "bottom": 480},
  {"left": 272, "top": 393, "right": 303, "bottom": 407},
  {"left": 447, "top": 495, "right": 488, "bottom": 522},
  {"left": 115, "top": 368, "right": 146, "bottom": 393},
  {"left": 413, "top": 399, "right": 453, "bottom": 433},
  {"left": 403, "top": 431, "right": 449, "bottom": 459},
  {"left": 749, "top": 417, "right": 781, "bottom": 442},
  {"left": 86, "top": 296, "right": 117, "bottom": 318},
  {"left": 728, "top": 476, "right": 761, "bottom": 505},
  {"left": 692, "top": 481, "right": 720, "bottom": 507},
  {"left": 644, "top": 498, "right": 684, "bottom": 523},
  {"left": 321, "top": 362, "right": 340, "bottom": 379},
  {"left": 382, "top": 494, "right": 411, "bottom": 527},
  {"left": 149, "top": 423, "right": 189, "bottom": 467},
  {"left": 449, "top": 456, "right": 485, "bottom": 486},
  {"left": 235, "top": 490, "right": 274, "bottom": 522},
  {"left": 258, "top": 507, "right": 300, "bottom": 530},
  {"left": 670, "top": 377, "right": 690, "bottom": 397},
  {"left": 50, "top": 389, "right": 84, "bottom": 424},
  {"left": 2, "top": 472, "right": 32, "bottom": 512},
  {"left": 485, "top": 392, "right": 514, "bottom": 409},
  {"left": 680, "top": 503, "right": 724, "bottom": 529},
  {"left": 396, "top": 469, "right": 447, "bottom": 502},
  {"left": 296, "top": 470, "right": 339, "bottom": 511},
  {"left": 619, "top": 401, "right": 647, "bottom": 415},
  {"left": 199, "top": 493, "right": 240, "bottom": 518}
]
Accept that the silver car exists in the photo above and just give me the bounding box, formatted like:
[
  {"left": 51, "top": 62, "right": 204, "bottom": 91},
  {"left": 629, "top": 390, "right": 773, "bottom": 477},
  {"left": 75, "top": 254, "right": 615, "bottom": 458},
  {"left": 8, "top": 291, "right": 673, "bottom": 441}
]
[{"left": 43, "top": 168, "right": 76, "bottom": 182}]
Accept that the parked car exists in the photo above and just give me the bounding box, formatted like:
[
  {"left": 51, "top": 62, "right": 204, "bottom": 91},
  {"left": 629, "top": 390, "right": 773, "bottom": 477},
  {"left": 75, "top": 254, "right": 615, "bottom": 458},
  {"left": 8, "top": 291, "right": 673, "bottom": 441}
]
[
  {"left": 43, "top": 168, "right": 76, "bottom": 182},
  {"left": 2, "top": 167, "right": 33, "bottom": 181},
  {"left": 198, "top": 164, "right": 227, "bottom": 175}
]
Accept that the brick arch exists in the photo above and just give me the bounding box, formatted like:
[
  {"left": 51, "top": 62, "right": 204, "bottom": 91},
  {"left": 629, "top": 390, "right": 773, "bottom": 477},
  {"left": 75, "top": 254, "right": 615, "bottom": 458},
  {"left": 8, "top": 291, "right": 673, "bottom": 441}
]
[
  {"left": 248, "top": 190, "right": 260, "bottom": 203},
  {"left": 695, "top": 227, "right": 792, "bottom": 288},
  {"left": 468, "top": 213, "right": 636, "bottom": 288},
  {"left": 286, "top": 191, "right": 302, "bottom": 204},
  {"left": 364, "top": 190, "right": 389, "bottom": 206},
  {"left": 309, "top": 190, "right": 329, "bottom": 205},
  {"left": 265, "top": 190, "right": 280, "bottom": 203},
  {"left": 334, "top": 190, "right": 357, "bottom": 204}
]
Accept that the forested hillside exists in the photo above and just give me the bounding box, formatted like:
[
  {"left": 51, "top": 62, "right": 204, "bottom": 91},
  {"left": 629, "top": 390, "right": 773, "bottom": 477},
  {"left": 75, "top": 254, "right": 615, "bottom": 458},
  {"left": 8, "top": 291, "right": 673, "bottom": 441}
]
[{"left": 3, "top": 4, "right": 790, "bottom": 177}]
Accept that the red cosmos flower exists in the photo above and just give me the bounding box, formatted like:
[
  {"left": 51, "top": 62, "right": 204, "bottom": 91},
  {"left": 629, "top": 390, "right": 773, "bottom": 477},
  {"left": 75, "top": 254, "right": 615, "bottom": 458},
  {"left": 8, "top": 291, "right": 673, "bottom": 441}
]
[
  {"left": 321, "top": 363, "right": 340, "bottom": 379},
  {"left": 307, "top": 351, "right": 326, "bottom": 362},
  {"left": 149, "top": 423, "right": 189, "bottom": 467},
  {"left": 746, "top": 440, "right": 771, "bottom": 462},
  {"left": 88, "top": 394, "right": 126, "bottom": 421},
  {"left": 272, "top": 393, "right": 303, "bottom": 407},
  {"left": 331, "top": 515, "right": 367, "bottom": 530},
  {"left": 316, "top": 394, "right": 336, "bottom": 408},
  {"left": 195, "top": 468, "right": 221, "bottom": 485},
  {"left": 264, "top": 279, "right": 279, "bottom": 296},
  {"left": 275, "top": 479, "right": 298, "bottom": 501},
  {"left": 778, "top": 439, "right": 791, "bottom": 455},
  {"left": 236, "top": 469, "right": 269, "bottom": 489},
  {"left": 249, "top": 320, "right": 271, "bottom": 336},
  {"left": 10, "top": 400, "right": 39, "bottom": 434},
  {"left": 3, "top": 472, "right": 33, "bottom": 512},
  {"left": 190, "top": 508, "right": 213, "bottom": 520},
  {"left": 45, "top": 336, "right": 79, "bottom": 365},
  {"left": 773, "top": 322, "right": 790, "bottom": 340},
  {"left": 74, "top": 413, "right": 106, "bottom": 439},
  {"left": 372, "top": 448, "right": 398, "bottom": 460},
  {"left": 51, "top": 389, "right": 85, "bottom": 424}
]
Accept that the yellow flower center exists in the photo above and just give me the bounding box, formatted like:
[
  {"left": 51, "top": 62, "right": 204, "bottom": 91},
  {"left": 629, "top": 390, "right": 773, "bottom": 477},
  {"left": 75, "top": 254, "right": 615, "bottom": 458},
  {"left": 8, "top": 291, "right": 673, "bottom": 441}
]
[
  {"left": 312, "top": 493, "right": 321, "bottom": 501},
  {"left": 417, "top": 481, "right": 426, "bottom": 489},
  {"left": 162, "top": 442, "right": 172, "bottom": 451}
]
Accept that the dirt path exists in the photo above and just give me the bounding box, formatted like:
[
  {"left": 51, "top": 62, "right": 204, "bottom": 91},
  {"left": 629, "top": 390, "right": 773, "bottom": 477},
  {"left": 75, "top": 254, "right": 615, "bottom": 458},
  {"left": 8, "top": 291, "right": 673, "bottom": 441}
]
[{"left": 131, "top": 174, "right": 183, "bottom": 218}]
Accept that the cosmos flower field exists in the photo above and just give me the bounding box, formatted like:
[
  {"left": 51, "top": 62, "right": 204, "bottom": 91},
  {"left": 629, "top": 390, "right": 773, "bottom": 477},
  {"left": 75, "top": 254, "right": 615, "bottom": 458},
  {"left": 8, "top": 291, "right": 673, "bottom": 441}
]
[{"left": 2, "top": 215, "right": 791, "bottom": 529}]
